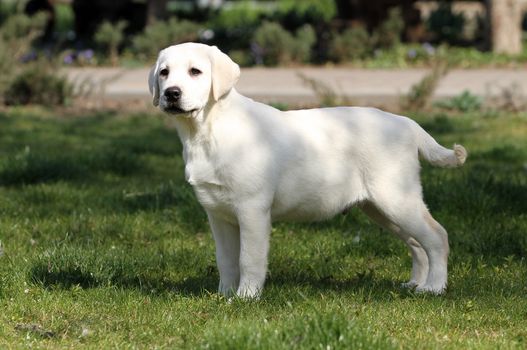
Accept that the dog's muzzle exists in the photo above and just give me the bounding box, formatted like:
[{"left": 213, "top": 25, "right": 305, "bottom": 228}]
[{"left": 163, "top": 87, "right": 188, "bottom": 114}]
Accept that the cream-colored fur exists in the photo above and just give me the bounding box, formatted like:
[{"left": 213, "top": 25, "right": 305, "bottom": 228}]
[{"left": 149, "top": 43, "right": 467, "bottom": 298}]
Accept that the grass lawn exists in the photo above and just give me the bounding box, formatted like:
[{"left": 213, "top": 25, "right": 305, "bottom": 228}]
[{"left": 0, "top": 107, "right": 526, "bottom": 349}]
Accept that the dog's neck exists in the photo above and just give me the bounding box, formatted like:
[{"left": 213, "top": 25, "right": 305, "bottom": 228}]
[{"left": 171, "top": 88, "right": 239, "bottom": 157}]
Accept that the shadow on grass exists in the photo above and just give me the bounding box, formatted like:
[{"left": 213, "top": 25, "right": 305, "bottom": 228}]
[
  {"left": 27, "top": 247, "right": 218, "bottom": 296},
  {"left": 27, "top": 243, "right": 406, "bottom": 299},
  {"left": 267, "top": 270, "right": 402, "bottom": 297},
  {"left": 0, "top": 148, "right": 144, "bottom": 186},
  {"left": 0, "top": 112, "right": 180, "bottom": 186},
  {"left": 29, "top": 264, "right": 218, "bottom": 296},
  {"left": 28, "top": 260, "right": 403, "bottom": 299}
]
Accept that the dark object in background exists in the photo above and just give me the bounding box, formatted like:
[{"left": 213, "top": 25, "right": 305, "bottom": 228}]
[
  {"left": 335, "top": 0, "right": 420, "bottom": 40},
  {"left": 72, "top": 0, "right": 146, "bottom": 41},
  {"left": 24, "top": 0, "right": 55, "bottom": 42}
]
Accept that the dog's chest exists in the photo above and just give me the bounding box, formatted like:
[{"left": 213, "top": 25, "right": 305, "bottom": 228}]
[
  {"left": 184, "top": 156, "right": 234, "bottom": 215},
  {"left": 184, "top": 158, "right": 218, "bottom": 186}
]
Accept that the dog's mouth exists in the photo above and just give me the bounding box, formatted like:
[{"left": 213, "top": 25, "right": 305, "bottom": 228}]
[{"left": 163, "top": 104, "right": 196, "bottom": 115}]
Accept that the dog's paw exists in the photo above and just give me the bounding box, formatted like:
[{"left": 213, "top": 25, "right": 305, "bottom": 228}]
[
  {"left": 401, "top": 280, "right": 419, "bottom": 289},
  {"left": 235, "top": 284, "right": 262, "bottom": 300},
  {"left": 415, "top": 284, "right": 447, "bottom": 295}
]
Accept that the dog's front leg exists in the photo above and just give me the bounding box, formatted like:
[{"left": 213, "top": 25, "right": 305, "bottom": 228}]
[
  {"left": 236, "top": 207, "right": 271, "bottom": 299},
  {"left": 207, "top": 212, "right": 240, "bottom": 297}
]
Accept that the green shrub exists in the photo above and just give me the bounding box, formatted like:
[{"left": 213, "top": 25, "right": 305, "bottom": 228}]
[
  {"left": 54, "top": 3, "right": 74, "bottom": 35},
  {"left": 212, "top": 1, "right": 265, "bottom": 31},
  {"left": 293, "top": 24, "right": 316, "bottom": 63},
  {"left": 298, "top": 73, "right": 351, "bottom": 107},
  {"left": 329, "top": 27, "right": 371, "bottom": 62},
  {"left": 0, "top": 12, "right": 47, "bottom": 59},
  {"left": 402, "top": 60, "right": 449, "bottom": 110},
  {"left": 253, "top": 21, "right": 295, "bottom": 66},
  {"left": 209, "top": 2, "right": 266, "bottom": 54},
  {"left": 227, "top": 49, "right": 253, "bottom": 67},
  {"left": 372, "top": 7, "right": 404, "bottom": 49},
  {"left": 0, "top": 12, "right": 71, "bottom": 107},
  {"left": 3, "top": 63, "right": 73, "bottom": 106},
  {"left": 435, "top": 90, "right": 483, "bottom": 112},
  {"left": 132, "top": 18, "right": 201, "bottom": 61},
  {"left": 0, "top": 1, "right": 17, "bottom": 26},
  {"left": 278, "top": 0, "right": 337, "bottom": 24},
  {"left": 253, "top": 22, "right": 316, "bottom": 66},
  {"left": 94, "top": 20, "right": 127, "bottom": 66}
]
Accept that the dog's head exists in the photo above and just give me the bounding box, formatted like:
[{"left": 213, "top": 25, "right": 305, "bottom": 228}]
[{"left": 148, "top": 43, "right": 240, "bottom": 116}]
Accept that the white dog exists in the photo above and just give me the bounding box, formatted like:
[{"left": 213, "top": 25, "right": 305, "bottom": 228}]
[{"left": 148, "top": 43, "right": 467, "bottom": 298}]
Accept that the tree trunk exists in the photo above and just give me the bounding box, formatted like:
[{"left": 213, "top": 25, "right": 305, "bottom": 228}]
[
  {"left": 487, "top": 0, "right": 523, "bottom": 55},
  {"left": 146, "top": 0, "right": 168, "bottom": 26}
]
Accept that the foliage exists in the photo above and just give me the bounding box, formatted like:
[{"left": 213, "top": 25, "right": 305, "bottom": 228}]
[
  {"left": 253, "top": 21, "right": 295, "bottom": 66},
  {"left": 210, "top": 1, "right": 266, "bottom": 32},
  {"left": 291, "top": 24, "right": 316, "bottom": 63},
  {"left": 94, "top": 20, "right": 128, "bottom": 66},
  {"left": 0, "top": 109, "right": 526, "bottom": 348},
  {"left": 0, "top": 12, "right": 47, "bottom": 57},
  {"left": 435, "top": 90, "right": 483, "bottom": 112},
  {"left": 329, "top": 27, "right": 371, "bottom": 62},
  {"left": 252, "top": 22, "right": 316, "bottom": 66},
  {"left": 278, "top": 0, "right": 337, "bottom": 24},
  {"left": 372, "top": 7, "right": 404, "bottom": 49},
  {"left": 227, "top": 49, "right": 253, "bottom": 67},
  {"left": 427, "top": 3, "right": 466, "bottom": 44},
  {"left": 298, "top": 73, "right": 351, "bottom": 107},
  {"left": 131, "top": 18, "right": 202, "bottom": 61},
  {"left": 209, "top": 1, "right": 268, "bottom": 60},
  {"left": 328, "top": 8, "right": 403, "bottom": 64},
  {"left": 3, "top": 63, "right": 73, "bottom": 106},
  {"left": 0, "top": 12, "right": 73, "bottom": 107},
  {"left": 402, "top": 59, "right": 449, "bottom": 110},
  {"left": 54, "top": 3, "right": 75, "bottom": 35},
  {"left": 0, "top": 1, "right": 17, "bottom": 26}
]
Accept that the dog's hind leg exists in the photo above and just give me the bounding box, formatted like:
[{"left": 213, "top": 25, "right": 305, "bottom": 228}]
[
  {"left": 412, "top": 209, "right": 449, "bottom": 294},
  {"left": 360, "top": 201, "right": 429, "bottom": 289},
  {"left": 369, "top": 193, "right": 449, "bottom": 294}
]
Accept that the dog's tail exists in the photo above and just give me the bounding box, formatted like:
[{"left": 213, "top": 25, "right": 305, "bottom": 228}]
[{"left": 412, "top": 121, "right": 467, "bottom": 168}]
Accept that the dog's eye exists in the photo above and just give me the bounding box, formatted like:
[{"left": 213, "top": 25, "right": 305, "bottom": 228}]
[
  {"left": 189, "top": 68, "right": 202, "bottom": 76},
  {"left": 159, "top": 68, "right": 169, "bottom": 77}
]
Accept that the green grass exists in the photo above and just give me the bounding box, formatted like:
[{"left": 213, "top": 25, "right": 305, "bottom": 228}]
[{"left": 0, "top": 107, "right": 526, "bottom": 349}]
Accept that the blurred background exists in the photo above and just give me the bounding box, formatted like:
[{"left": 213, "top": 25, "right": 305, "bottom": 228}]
[{"left": 0, "top": 0, "right": 526, "bottom": 108}]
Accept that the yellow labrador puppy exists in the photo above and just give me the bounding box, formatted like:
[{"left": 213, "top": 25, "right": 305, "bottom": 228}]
[{"left": 148, "top": 43, "right": 467, "bottom": 298}]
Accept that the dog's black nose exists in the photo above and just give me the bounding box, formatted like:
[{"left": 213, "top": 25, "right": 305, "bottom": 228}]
[{"left": 164, "top": 87, "right": 181, "bottom": 102}]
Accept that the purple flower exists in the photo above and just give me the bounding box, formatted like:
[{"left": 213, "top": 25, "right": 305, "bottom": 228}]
[
  {"left": 20, "top": 51, "right": 38, "bottom": 63},
  {"left": 422, "top": 42, "right": 435, "bottom": 56},
  {"left": 79, "top": 49, "right": 94, "bottom": 60},
  {"left": 407, "top": 49, "right": 417, "bottom": 59},
  {"left": 63, "top": 54, "right": 75, "bottom": 65}
]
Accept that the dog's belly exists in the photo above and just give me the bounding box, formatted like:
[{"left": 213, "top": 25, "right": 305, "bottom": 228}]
[
  {"left": 192, "top": 176, "right": 367, "bottom": 224},
  {"left": 271, "top": 171, "right": 368, "bottom": 222}
]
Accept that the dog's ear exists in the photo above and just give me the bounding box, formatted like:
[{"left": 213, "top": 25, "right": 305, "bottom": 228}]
[
  {"left": 148, "top": 61, "right": 160, "bottom": 106},
  {"left": 209, "top": 46, "right": 240, "bottom": 101}
]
